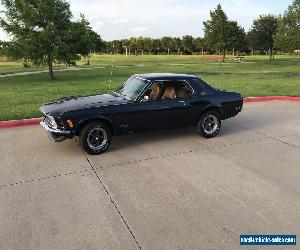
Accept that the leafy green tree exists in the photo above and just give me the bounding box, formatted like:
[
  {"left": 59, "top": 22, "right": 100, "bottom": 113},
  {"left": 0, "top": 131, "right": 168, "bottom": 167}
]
[
  {"left": 113, "top": 40, "right": 124, "bottom": 54},
  {"left": 274, "top": 0, "right": 300, "bottom": 53},
  {"left": 150, "top": 39, "right": 161, "bottom": 54},
  {"left": 56, "top": 15, "right": 102, "bottom": 66},
  {"left": 143, "top": 37, "right": 152, "bottom": 54},
  {"left": 161, "top": 36, "right": 172, "bottom": 54},
  {"left": 0, "top": 0, "right": 102, "bottom": 79},
  {"left": 182, "top": 35, "right": 194, "bottom": 54},
  {"left": 77, "top": 15, "right": 103, "bottom": 65},
  {"left": 227, "top": 21, "right": 247, "bottom": 55},
  {"left": 136, "top": 37, "right": 145, "bottom": 55},
  {"left": 129, "top": 37, "right": 137, "bottom": 55},
  {"left": 194, "top": 37, "right": 205, "bottom": 54},
  {"left": 203, "top": 4, "right": 229, "bottom": 61},
  {"left": 246, "top": 30, "right": 259, "bottom": 54},
  {"left": 0, "top": 0, "right": 74, "bottom": 79},
  {"left": 171, "top": 37, "right": 182, "bottom": 54},
  {"left": 122, "top": 39, "right": 131, "bottom": 55},
  {"left": 248, "top": 15, "right": 278, "bottom": 60}
]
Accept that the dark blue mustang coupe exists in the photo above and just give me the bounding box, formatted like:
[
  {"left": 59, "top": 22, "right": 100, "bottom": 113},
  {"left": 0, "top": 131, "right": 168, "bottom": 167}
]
[{"left": 40, "top": 73, "right": 243, "bottom": 155}]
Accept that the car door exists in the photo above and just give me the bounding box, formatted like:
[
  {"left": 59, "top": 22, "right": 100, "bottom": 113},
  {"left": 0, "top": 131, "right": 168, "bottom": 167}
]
[{"left": 131, "top": 97, "right": 189, "bottom": 133}]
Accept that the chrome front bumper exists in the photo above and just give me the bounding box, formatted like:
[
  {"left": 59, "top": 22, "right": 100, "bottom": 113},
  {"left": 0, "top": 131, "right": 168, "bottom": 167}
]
[{"left": 40, "top": 120, "right": 71, "bottom": 135}]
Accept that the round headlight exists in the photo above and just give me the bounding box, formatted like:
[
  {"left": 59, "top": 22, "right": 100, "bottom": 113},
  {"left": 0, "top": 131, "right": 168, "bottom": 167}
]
[{"left": 48, "top": 115, "right": 58, "bottom": 129}]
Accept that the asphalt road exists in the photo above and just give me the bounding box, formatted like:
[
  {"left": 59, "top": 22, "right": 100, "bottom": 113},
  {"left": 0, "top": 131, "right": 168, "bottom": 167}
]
[{"left": 0, "top": 102, "right": 299, "bottom": 250}]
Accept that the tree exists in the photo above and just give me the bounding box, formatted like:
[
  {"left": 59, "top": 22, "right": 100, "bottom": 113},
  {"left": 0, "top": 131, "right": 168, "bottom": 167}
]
[
  {"left": 136, "top": 37, "right": 145, "bottom": 55},
  {"left": 56, "top": 16, "right": 102, "bottom": 66},
  {"left": 161, "top": 36, "right": 172, "bottom": 54},
  {"left": 77, "top": 14, "right": 103, "bottom": 65},
  {"left": 0, "top": 0, "right": 74, "bottom": 79},
  {"left": 227, "top": 21, "right": 247, "bottom": 55},
  {"left": 0, "top": 0, "right": 102, "bottom": 79},
  {"left": 129, "top": 37, "right": 137, "bottom": 55},
  {"left": 150, "top": 39, "right": 161, "bottom": 54},
  {"left": 203, "top": 4, "right": 229, "bottom": 61},
  {"left": 194, "top": 37, "right": 205, "bottom": 54},
  {"left": 274, "top": 0, "right": 300, "bottom": 53},
  {"left": 122, "top": 39, "right": 130, "bottom": 55},
  {"left": 143, "top": 37, "right": 152, "bottom": 54},
  {"left": 171, "top": 37, "right": 182, "bottom": 54},
  {"left": 182, "top": 35, "right": 194, "bottom": 54},
  {"left": 246, "top": 30, "right": 258, "bottom": 54},
  {"left": 248, "top": 15, "right": 278, "bottom": 60}
]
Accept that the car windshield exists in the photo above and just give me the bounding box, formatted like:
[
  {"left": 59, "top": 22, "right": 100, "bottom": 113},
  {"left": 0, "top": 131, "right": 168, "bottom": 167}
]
[{"left": 115, "top": 77, "right": 147, "bottom": 100}]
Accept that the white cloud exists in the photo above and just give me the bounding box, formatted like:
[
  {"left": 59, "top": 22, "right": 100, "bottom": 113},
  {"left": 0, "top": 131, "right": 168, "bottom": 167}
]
[
  {"left": 130, "top": 26, "right": 148, "bottom": 33},
  {"left": 113, "top": 19, "right": 129, "bottom": 24}
]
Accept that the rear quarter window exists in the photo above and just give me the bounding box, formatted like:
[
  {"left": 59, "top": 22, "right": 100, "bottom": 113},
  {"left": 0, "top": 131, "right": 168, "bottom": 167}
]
[{"left": 189, "top": 79, "right": 215, "bottom": 93}]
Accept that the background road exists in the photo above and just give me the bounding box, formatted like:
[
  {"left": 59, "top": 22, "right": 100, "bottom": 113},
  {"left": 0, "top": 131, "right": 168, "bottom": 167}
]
[{"left": 0, "top": 102, "right": 299, "bottom": 249}]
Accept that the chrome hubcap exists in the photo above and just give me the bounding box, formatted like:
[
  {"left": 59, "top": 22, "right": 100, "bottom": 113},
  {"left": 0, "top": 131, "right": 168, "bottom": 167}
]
[
  {"left": 87, "top": 127, "right": 108, "bottom": 150},
  {"left": 202, "top": 115, "right": 219, "bottom": 135}
]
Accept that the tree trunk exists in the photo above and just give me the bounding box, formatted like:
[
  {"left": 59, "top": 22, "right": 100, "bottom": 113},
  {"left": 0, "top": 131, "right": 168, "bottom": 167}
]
[
  {"left": 269, "top": 48, "right": 273, "bottom": 61},
  {"left": 233, "top": 49, "right": 235, "bottom": 57},
  {"left": 47, "top": 55, "right": 54, "bottom": 80},
  {"left": 87, "top": 55, "right": 90, "bottom": 65},
  {"left": 222, "top": 49, "right": 226, "bottom": 62}
]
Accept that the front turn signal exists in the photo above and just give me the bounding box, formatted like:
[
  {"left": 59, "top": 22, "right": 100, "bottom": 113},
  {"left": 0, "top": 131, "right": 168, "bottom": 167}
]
[{"left": 66, "top": 119, "right": 74, "bottom": 128}]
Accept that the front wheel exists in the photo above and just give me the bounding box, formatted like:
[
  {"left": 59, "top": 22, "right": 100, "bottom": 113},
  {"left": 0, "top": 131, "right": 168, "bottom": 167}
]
[
  {"left": 196, "top": 110, "right": 221, "bottom": 138},
  {"left": 79, "top": 122, "right": 112, "bottom": 155}
]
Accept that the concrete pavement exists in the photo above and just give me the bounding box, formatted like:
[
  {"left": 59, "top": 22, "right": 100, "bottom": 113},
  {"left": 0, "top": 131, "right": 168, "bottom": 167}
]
[{"left": 0, "top": 102, "right": 299, "bottom": 249}]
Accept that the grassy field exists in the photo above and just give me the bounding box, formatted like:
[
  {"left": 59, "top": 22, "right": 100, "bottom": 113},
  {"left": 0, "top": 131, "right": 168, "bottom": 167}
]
[{"left": 0, "top": 54, "right": 299, "bottom": 121}]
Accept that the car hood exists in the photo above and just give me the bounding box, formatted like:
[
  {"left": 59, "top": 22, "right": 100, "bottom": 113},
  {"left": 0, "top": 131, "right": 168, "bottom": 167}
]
[{"left": 40, "top": 93, "right": 130, "bottom": 116}]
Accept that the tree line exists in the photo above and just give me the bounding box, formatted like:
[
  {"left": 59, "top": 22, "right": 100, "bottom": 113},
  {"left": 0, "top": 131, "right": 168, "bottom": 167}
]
[{"left": 0, "top": 0, "right": 299, "bottom": 79}]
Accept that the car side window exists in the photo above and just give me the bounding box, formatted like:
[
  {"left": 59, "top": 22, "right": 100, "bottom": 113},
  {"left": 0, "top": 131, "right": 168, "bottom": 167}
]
[
  {"left": 174, "top": 81, "right": 193, "bottom": 99},
  {"left": 140, "top": 81, "right": 193, "bottom": 102},
  {"left": 140, "top": 82, "right": 163, "bottom": 102}
]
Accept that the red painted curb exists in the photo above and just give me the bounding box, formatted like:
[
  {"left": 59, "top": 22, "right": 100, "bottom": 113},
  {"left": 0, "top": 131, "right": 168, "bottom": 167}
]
[
  {"left": 0, "top": 117, "right": 41, "bottom": 129},
  {"left": 0, "top": 96, "right": 300, "bottom": 129},
  {"left": 243, "top": 96, "right": 300, "bottom": 103}
]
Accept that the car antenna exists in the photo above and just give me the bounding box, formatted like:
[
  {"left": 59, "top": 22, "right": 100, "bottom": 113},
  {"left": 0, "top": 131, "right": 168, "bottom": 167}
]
[{"left": 109, "top": 43, "right": 115, "bottom": 92}]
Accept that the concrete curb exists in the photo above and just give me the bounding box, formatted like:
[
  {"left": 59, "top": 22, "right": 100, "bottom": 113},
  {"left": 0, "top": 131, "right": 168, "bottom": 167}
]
[
  {"left": 243, "top": 96, "right": 300, "bottom": 102},
  {"left": 0, "top": 118, "right": 41, "bottom": 129},
  {"left": 0, "top": 96, "right": 300, "bottom": 129}
]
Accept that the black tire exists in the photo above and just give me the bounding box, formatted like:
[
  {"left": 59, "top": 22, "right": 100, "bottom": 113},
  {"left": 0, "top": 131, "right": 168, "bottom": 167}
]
[
  {"left": 79, "top": 122, "right": 112, "bottom": 155},
  {"left": 196, "top": 110, "right": 221, "bottom": 138}
]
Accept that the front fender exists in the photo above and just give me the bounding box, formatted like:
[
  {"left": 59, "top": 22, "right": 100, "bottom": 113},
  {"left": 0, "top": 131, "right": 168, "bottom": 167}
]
[{"left": 75, "top": 115, "right": 115, "bottom": 135}]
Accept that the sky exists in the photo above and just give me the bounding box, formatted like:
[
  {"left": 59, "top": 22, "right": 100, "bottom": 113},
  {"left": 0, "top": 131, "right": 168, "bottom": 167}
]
[{"left": 0, "top": 0, "right": 291, "bottom": 41}]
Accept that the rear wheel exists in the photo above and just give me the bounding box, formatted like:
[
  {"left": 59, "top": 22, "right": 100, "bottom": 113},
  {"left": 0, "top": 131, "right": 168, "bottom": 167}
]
[
  {"left": 196, "top": 110, "right": 221, "bottom": 138},
  {"left": 79, "top": 122, "right": 112, "bottom": 155}
]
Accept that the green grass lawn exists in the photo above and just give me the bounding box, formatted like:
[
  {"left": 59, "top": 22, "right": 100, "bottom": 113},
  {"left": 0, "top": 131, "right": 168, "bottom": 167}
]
[{"left": 0, "top": 54, "right": 299, "bottom": 121}]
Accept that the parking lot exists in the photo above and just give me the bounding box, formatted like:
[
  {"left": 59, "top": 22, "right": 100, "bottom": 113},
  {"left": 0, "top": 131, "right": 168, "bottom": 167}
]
[{"left": 0, "top": 101, "right": 299, "bottom": 250}]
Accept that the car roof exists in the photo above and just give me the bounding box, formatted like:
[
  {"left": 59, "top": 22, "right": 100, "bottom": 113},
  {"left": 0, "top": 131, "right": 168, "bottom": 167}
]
[{"left": 134, "top": 73, "right": 199, "bottom": 81}]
